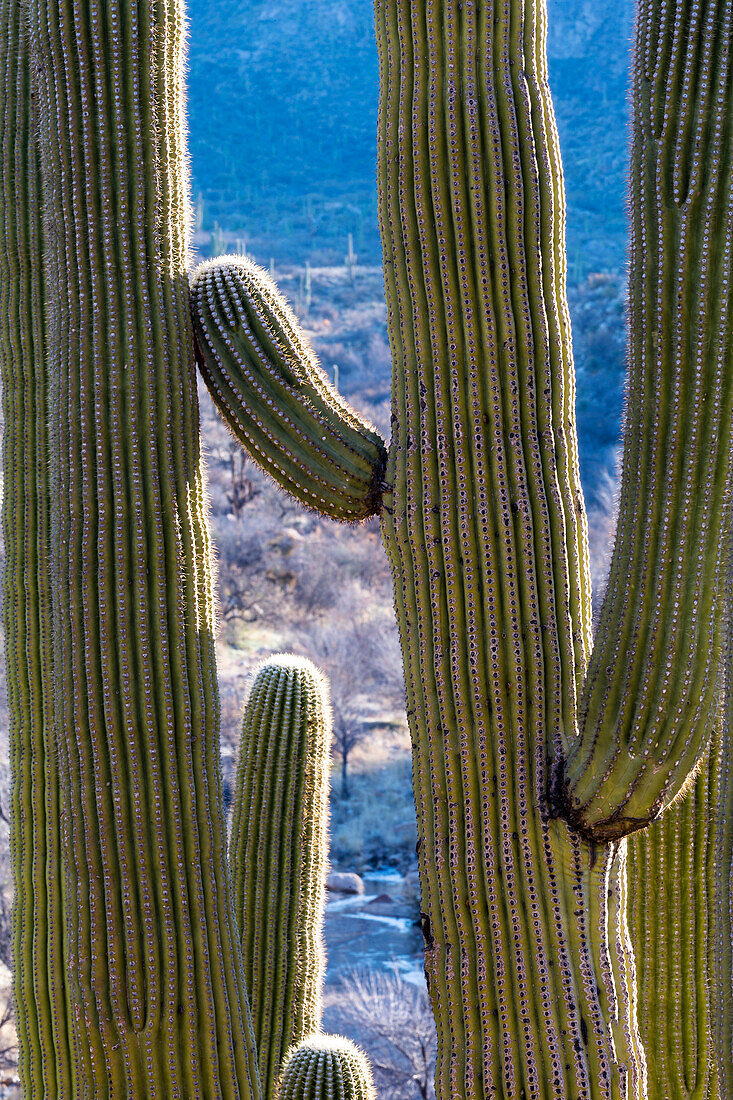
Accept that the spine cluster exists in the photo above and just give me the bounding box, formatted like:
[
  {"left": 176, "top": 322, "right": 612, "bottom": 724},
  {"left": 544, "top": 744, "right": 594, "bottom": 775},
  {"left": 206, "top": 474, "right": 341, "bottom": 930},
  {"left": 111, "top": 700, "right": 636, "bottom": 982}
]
[
  {"left": 191, "top": 258, "right": 387, "bottom": 522},
  {"left": 230, "top": 657, "right": 332, "bottom": 1098}
]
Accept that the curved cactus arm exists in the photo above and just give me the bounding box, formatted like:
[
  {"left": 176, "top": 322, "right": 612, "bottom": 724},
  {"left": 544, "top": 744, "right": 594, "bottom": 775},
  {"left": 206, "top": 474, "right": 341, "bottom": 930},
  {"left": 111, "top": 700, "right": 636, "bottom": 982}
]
[
  {"left": 559, "top": 0, "right": 733, "bottom": 840},
  {"left": 275, "top": 1036, "right": 376, "bottom": 1100},
  {"left": 627, "top": 742, "right": 721, "bottom": 1100},
  {"left": 0, "top": 5, "right": 74, "bottom": 1094},
  {"left": 190, "top": 258, "right": 388, "bottom": 522},
  {"left": 25, "top": 0, "right": 261, "bottom": 1094},
  {"left": 230, "top": 656, "right": 331, "bottom": 1099}
]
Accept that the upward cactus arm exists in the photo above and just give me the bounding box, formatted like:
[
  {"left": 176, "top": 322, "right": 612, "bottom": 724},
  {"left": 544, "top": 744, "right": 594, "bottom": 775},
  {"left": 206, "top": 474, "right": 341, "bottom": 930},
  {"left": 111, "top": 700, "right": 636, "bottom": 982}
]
[
  {"left": 230, "top": 657, "right": 331, "bottom": 1099},
  {"left": 190, "top": 258, "right": 388, "bottom": 522},
  {"left": 560, "top": 0, "right": 733, "bottom": 840}
]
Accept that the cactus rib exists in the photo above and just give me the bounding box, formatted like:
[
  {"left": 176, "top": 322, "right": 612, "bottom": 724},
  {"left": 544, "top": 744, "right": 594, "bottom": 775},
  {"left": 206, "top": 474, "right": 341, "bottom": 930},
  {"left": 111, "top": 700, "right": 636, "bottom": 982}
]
[
  {"left": 230, "top": 657, "right": 331, "bottom": 1098},
  {"left": 191, "top": 257, "right": 388, "bottom": 522},
  {"left": 0, "top": 5, "right": 73, "bottom": 1094}
]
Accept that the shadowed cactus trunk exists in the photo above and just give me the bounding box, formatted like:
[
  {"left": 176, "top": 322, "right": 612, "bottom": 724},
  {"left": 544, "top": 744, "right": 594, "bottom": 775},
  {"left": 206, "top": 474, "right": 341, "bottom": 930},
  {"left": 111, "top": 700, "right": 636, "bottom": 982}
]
[{"left": 0, "top": 6, "right": 72, "bottom": 1095}]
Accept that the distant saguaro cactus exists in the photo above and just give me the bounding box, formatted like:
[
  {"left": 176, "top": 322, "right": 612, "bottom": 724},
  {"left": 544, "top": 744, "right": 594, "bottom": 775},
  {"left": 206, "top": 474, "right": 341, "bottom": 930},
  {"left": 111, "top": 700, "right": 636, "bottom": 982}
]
[
  {"left": 230, "top": 656, "right": 332, "bottom": 1097},
  {"left": 275, "top": 1036, "right": 376, "bottom": 1100}
]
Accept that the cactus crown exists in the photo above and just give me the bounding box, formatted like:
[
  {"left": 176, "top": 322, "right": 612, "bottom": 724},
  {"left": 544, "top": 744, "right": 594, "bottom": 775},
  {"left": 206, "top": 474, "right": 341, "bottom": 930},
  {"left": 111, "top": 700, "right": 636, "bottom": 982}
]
[{"left": 275, "top": 1036, "right": 376, "bottom": 1100}]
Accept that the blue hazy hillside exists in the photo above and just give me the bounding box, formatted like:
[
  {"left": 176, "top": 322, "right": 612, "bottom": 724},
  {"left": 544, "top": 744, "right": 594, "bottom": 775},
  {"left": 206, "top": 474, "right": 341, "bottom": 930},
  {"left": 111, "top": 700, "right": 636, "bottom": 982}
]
[{"left": 187, "top": 0, "right": 635, "bottom": 275}]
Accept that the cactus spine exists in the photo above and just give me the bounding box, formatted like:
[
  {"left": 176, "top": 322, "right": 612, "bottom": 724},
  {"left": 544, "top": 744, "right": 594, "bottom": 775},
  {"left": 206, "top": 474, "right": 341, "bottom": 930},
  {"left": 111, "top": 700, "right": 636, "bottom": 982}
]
[
  {"left": 275, "top": 1037, "right": 376, "bottom": 1100},
  {"left": 230, "top": 657, "right": 331, "bottom": 1098},
  {"left": 16, "top": 0, "right": 261, "bottom": 1094}
]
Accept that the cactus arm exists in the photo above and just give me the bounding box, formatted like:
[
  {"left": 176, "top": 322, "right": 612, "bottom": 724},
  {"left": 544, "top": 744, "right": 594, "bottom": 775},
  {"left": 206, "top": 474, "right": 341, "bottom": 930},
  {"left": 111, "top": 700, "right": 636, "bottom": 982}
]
[
  {"left": 25, "top": 0, "right": 261, "bottom": 1094},
  {"left": 190, "top": 258, "right": 388, "bottom": 522},
  {"left": 275, "top": 1036, "right": 376, "bottom": 1100},
  {"left": 627, "top": 741, "right": 720, "bottom": 1099},
  {"left": 0, "top": 5, "right": 74, "bottom": 1094},
  {"left": 229, "top": 657, "right": 331, "bottom": 1098},
  {"left": 560, "top": 0, "right": 733, "bottom": 838}
]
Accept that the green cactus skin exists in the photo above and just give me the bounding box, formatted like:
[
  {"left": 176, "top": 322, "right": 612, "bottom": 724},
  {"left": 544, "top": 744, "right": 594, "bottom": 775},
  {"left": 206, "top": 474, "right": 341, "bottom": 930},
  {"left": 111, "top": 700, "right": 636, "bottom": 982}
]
[
  {"left": 4, "top": 0, "right": 732, "bottom": 1096},
  {"left": 628, "top": 742, "right": 721, "bottom": 1100},
  {"left": 20, "top": 0, "right": 262, "bottom": 1095},
  {"left": 275, "top": 1036, "right": 376, "bottom": 1100},
  {"left": 191, "top": 258, "right": 388, "bottom": 523},
  {"left": 0, "top": 6, "right": 73, "bottom": 1095},
  {"left": 376, "top": 0, "right": 728, "bottom": 1087},
  {"left": 230, "top": 657, "right": 331, "bottom": 1098}
]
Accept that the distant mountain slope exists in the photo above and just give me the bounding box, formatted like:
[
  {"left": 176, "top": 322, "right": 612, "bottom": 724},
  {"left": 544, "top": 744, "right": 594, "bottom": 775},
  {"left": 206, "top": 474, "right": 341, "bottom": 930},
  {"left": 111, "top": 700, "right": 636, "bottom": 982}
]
[{"left": 187, "top": 0, "right": 635, "bottom": 274}]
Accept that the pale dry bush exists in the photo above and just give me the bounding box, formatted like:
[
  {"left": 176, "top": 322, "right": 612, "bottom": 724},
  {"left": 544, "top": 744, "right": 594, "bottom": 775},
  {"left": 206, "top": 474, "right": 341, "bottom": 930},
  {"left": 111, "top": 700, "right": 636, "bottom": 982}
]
[
  {"left": 334, "top": 969, "right": 436, "bottom": 1100},
  {"left": 586, "top": 467, "right": 619, "bottom": 614}
]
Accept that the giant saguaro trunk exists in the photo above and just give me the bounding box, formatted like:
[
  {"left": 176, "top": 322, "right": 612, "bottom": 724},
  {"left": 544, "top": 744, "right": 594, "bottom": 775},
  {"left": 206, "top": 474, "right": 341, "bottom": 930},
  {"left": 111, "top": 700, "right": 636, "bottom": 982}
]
[
  {"left": 374, "top": 0, "right": 641, "bottom": 1093},
  {"left": 10, "top": 1, "right": 261, "bottom": 1095}
]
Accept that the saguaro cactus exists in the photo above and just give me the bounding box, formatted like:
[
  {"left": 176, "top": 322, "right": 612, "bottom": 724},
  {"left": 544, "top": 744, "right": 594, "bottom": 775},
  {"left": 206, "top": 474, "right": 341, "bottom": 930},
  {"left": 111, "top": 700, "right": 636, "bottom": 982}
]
[
  {"left": 191, "top": 258, "right": 387, "bottom": 523},
  {"left": 192, "top": 0, "right": 733, "bottom": 1096},
  {"left": 5, "top": 0, "right": 733, "bottom": 1098},
  {"left": 627, "top": 746, "right": 721, "bottom": 1098},
  {"left": 6, "top": 0, "right": 262, "bottom": 1094},
  {"left": 230, "top": 657, "right": 332, "bottom": 1097},
  {"left": 275, "top": 1037, "right": 376, "bottom": 1100}
]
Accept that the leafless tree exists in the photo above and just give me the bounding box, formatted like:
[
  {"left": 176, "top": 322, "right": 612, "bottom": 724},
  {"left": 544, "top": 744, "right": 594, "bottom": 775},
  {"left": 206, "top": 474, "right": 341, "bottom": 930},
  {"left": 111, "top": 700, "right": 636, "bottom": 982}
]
[
  {"left": 297, "top": 616, "right": 403, "bottom": 799},
  {"left": 226, "top": 444, "right": 259, "bottom": 519},
  {"left": 337, "top": 970, "right": 436, "bottom": 1099}
]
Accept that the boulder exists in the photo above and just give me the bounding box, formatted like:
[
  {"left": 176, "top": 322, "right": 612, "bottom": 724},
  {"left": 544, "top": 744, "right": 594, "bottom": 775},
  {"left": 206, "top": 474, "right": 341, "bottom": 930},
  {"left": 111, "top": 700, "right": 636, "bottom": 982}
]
[{"left": 326, "top": 871, "right": 364, "bottom": 895}]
